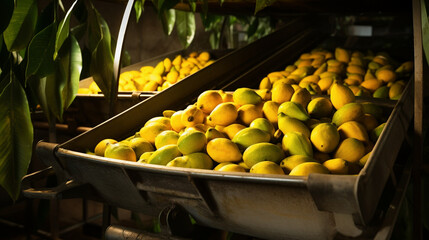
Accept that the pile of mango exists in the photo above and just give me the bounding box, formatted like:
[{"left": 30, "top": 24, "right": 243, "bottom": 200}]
[
  {"left": 92, "top": 82, "right": 389, "bottom": 176},
  {"left": 259, "top": 47, "right": 413, "bottom": 100},
  {"left": 78, "top": 51, "right": 214, "bottom": 94}
]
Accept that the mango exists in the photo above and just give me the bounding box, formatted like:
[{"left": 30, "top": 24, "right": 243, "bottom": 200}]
[
  {"left": 331, "top": 102, "right": 364, "bottom": 127},
  {"left": 334, "top": 138, "right": 366, "bottom": 164},
  {"left": 307, "top": 97, "right": 333, "bottom": 118},
  {"left": 278, "top": 113, "right": 311, "bottom": 139},
  {"left": 104, "top": 142, "right": 137, "bottom": 162},
  {"left": 129, "top": 137, "right": 155, "bottom": 159},
  {"left": 94, "top": 139, "right": 118, "bottom": 156},
  {"left": 262, "top": 101, "right": 280, "bottom": 125},
  {"left": 337, "top": 121, "right": 369, "bottom": 143},
  {"left": 177, "top": 130, "right": 207, "bottom": 155},
  {"left": 280, "top": 155, "right": 315, "bottom": 173},
  {"left": 278, "top": 101, "right": 310, "bottom": 122},
  {"left": 291, "top": 88, "right": 312, "bottom": 108},
  {"left": 289, "top": 162, "right": 330, "bottom": 176},
  {"left": 139, "top": 122, "right": 170, "bottom": 145},
  {"left": 232, "top": 127, "right": 271, "bottom": 151},
  {"left": 222, "top": 123, "right": 247, "bottom": 139},
  {"left": 389, "top": 81, "right": 405, "bottom": 100},
  {"left": 310, "top": 123, "right": 340, "bottom": 153},
  {"left": 237, "top": 104, "right": 263, "bottom": 126},
  {"left": 138, "top": 151, "right": 154, "bottom": 163},
  {"left": 271, "top": 82, "right": 294, "bottom": 104},
  {"left": 167, "top": 152, "right": 213, "bottom": 169},
  {"left": 205, "top": 127, "right": 226, "bottom": 141},
  {"left": 282, "top": 131, "right": 313, "bottom": 157},
  {"left": 233, "top": 88, "right": 262, "bottom": 106},
  {"left": 216, "top": 163, "right": 247, "bottom": 172},
  {"left": 243, "top": 142, "right": 285, "bottom": 168},
  {"left": 250, "top": 161, "right": 285, "bottom": 175},
  {"left": 208, "top": 102, "right": 238, "bottom": 126},
  {"left": 250, "top": 118, "right": 275, "bottom": 137},
  {"left": 373, "top": 86, "right": 389, "bottom": 98},
  {"left": 370, "top": 122, "right": 386, "bottom": 142},
  {"left": 206, "top": 138, "right": 242, "bottom": 163},
  {"left": 147, "top": 145, "right": 182, "bottom": 165},
  {"left": 335, "top": 47, "right": 350, "bottom": 63},
  {"left": 196, "top": 90, "right": 224, "bottom": 114},
  {"left": 322, "top": 158, "right": 349, "bottom": 174},
  {"left": 181, "top": 105, "right": 205, "bottom": 127},
  {"left": 330, "top": 82, "right": 355, "bottom": 110}
]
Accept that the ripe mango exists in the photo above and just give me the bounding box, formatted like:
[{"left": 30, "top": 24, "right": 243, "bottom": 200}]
[
  {"left": 232, "top": 127, "right": 271, "bottom": 151},
  {"left": 289, "top": 162, "right": 330, "bottom": 176},
  {"left": 330, "top": 82, "right": 355, "bottom": 110},
  {"left": 331, "top": 102, "right": 364, "bottom": 127},
  {"left": 233, "top": 88, "right": 262, "bottom": 106},
  {"left": 243, "top": 142, "right": 285, "bottom": 167},
  {"left": 104, "top": 142, "right": 137, "bottom": 162},
  {"left": 307, "top": 97, "right": 333, "bottom": 118},
  {"left": 334, "top": 138, "right": 366, "bottom": 164},
  {"left": 262, "top": 101, "right": 280, "bottom": 125},
  {"left": 291, "top": 88, "right": 312, "bottom": 108},
  {"left": 130, "top": 137, "right": 155, "bottom": 159},
  {"left": 237, "top": 104, "right": 263, "bottom": 126},
  {"left": 94, "top": 139, "right": 118, "bottom": 156},
  {"left": 250, "top": 118, "right": 275, "bottom": 137},
  {"left": 271, "top": 82, "right": 294, "bottom": 104},
  {"left": 280, "top": 155, "right": 315, "bottom": 173},
  {"left": 310, "top": 123, "right": 340, "bottom": 153},
  {"left": 206, "top": 138, "right": 242, "bottom": 163},
  {"left": 208, "top": 102, "right": 238, "bottom": 126},
  {"left": 167, "top": 152, "right": 213, "bottom": 169},
  {"left": 278, "top": 101, "right": 310, "bottom": 122},
  {"left": 196, "top": 90, "right": 224, "bottom": 114},
  {"left": 282, "top": 131, "right": 313, "bottom": 157},
  {"left": 250, "top": 161, "right": 285, "bottom": 175},
  {"left": 337, "top": 121, "right": 369, "bottom": 143},
  {"left": 147, "top": 145, "right": 181, "bottom": 165},
  {"left": 322, "top": 158, "right": 349, "bottom": 174},
  {"left": 177, "top": 130, "right": 207, "bottom": 155},
  {"left": 216, "top": 163, "right": 246, "bottom": 172},
  {"left": 278, "top": 113, "right": 311, "bottom": 139}
]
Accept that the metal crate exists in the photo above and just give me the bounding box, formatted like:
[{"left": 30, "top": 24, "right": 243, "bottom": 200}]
[{"left": 33, "top": 19, "right": 414, "bottom": 239}]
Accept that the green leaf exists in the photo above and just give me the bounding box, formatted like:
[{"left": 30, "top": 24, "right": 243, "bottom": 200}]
[
  {"left": 247, "top": 17, "right": 259, "bottom": 38},
  {"left": 45, "top": 70, "right": 65, "bottom": 121},
  {"left": 255, "top": 0, "right": 277, "bottom": 14},
  {"left": 71, "top": 23, "right": 87, "bottom": 41},
  {"left": 26, "top": 23, "right": 56, "bottom": 79},
  {"left": 188, "top": 1, "right": 196, "bottom": 12},
  {"left": 0, "top": 74, "right": 33, "bottom": 201},
  {"left": 134, "top": 0, "right": 145, "bottom": 22},
  {"left": 28, "top": 75, "right": 51, "bottom": 122},
  {"left": 175, "top": 10, "right": 195, "bottom": 49},
  {"left": 160, "top": 9, "right": 176, "bottom": 36},
  {"left": 0, "top": 0, "right": 14, "bottom": 34},
  {"left": 87, "top": 6, "right": 114, "bottom": 101},
  {"left": 57, "top": 35, "right": 82, "bottom": 109},
  {"left": 3, "top": 0, "right": 38, "bottom": 51},
  {"left": 54, "top": 0, "right": 79, "bottom": 60}
]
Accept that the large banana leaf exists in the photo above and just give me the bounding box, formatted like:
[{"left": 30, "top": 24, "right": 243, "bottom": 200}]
[
  {"left": 3, "top": 0, "right": 38, "bottom": 51},
  {"left": 0, "top": 73, "right": 33, "bottom": 201}
]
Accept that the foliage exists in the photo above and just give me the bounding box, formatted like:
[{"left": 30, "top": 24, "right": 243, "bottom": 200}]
[
  {"left": 0, "top": 0, "right": 115, "bottom": 201},
  {"left": 0, "top": 0, "right": 276, "bottom": 201}
]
